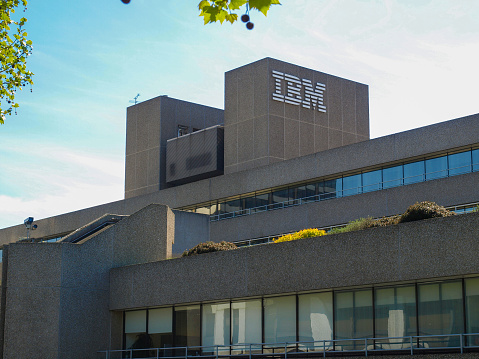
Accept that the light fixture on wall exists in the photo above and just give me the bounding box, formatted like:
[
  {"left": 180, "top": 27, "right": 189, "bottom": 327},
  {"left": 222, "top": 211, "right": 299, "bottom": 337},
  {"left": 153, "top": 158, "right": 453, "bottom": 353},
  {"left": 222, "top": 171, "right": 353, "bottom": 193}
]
[{"left": 24, "top": 217, "right": 37, "bottom": 242}]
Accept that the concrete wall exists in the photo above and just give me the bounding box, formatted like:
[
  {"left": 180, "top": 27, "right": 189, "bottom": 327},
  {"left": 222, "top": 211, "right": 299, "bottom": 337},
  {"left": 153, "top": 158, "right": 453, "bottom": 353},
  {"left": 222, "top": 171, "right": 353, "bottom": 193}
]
[
  {"left": 172, "top": 210, "right": 209, "bottom": 257},
  {"left": 125, "top": 96, "right": 224, "bottom": 198},
  {"left": 2, "top": 113, "right": 479, "bottom": 246},
  {"left": 110, "top": 211, "right": 479, "bottom": 310},
  {"left": 0, "top": 204, "right": 176, "bottom": 359},
  {"left": 224, "top": 57, "right": 370, "bottom": 174}
]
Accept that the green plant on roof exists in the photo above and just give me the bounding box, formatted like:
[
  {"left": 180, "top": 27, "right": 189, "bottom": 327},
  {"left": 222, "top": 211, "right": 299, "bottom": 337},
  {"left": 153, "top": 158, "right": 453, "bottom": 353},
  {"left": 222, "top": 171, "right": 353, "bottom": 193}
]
[
  {"left": 398, "top": 201, "right": 454, "bottom": 223},
  {"left": 182, "top": 241, "right": 237, "bottom": 257}
]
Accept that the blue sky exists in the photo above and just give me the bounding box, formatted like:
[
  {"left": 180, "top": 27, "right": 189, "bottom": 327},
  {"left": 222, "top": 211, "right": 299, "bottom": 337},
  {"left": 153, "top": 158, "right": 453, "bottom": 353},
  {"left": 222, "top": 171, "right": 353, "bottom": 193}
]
[{"left": 1, "top": 0, "right": 479, "bottom": 229}]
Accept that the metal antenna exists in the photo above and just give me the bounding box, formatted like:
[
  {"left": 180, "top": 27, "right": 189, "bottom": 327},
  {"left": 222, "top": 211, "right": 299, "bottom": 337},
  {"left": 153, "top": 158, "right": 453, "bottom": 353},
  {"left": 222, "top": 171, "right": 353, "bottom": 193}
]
[{"left": 129, "top": 93, "right": 140, "bottom": 105}]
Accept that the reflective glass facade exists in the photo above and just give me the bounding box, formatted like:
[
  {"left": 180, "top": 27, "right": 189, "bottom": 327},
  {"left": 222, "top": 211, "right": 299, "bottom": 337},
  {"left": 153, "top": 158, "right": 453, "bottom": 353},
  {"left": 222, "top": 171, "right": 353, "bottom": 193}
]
[
  {"left": 124, "top": 277, "right": 479, "bottom": 352},
  {"left": 179, "top": 147, "right": 479, "bottom": 220}
]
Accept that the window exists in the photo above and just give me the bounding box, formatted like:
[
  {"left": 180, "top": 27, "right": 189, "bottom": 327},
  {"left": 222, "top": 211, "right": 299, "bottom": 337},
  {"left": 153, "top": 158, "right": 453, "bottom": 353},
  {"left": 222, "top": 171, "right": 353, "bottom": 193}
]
[
  {"left": 149, "top": 308, "right": 173, "bottom": 353},
  {"left": 375, "top": 286, "right": 416, "bottom": 349},
  {"left": 231, "top": 300, "right": 262, "bottom": 353},
  {"left": 174, "top": 305, "right": 201, "bottom": 354},
  {"left": 418, "top": 281, "right": 463, "bottom": 348},
  {"left": 449, "top": 151, "right": 472, "bottom": 176},
  {"left": 202, "top": 303, "right": 230, "bottom": 353},
  {"left": 362, "top": 170, "right": 382, "bottom": 193},
  {"left": 404, "top": 161, "right": 425, "bottom": 184},
  {"left": 264, "top": 296, "right": 296, "bottom": 346},
  {"left": 125, "top": 310, "right": 148, "bottom": 350},
  {"left": 335, "top": 290, "right": 373, "bottom": 350},
  {"left": 177, "top": 125, "right": 188, "bottom": 137},
  {"left": 342, "top": 174, "right": 362, "bottom": 196},
  {"left": 465, "top": 278, "right": 479, "bottom": 346},
  {"left": 298, "top": 292, "right": 333, "bottom": 350},
  {"left": 382, "top": 165, "right": 403, "bottom": 189},
  {"left": 425, "top": 156, "right": 447, "bottom": 180}
]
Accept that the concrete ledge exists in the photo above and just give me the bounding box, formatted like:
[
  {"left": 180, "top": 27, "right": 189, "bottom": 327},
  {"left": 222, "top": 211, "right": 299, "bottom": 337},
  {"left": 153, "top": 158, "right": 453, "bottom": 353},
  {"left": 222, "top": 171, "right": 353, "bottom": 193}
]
[{"left": 110, "top": 212, "right": 479, "bottom": 310}]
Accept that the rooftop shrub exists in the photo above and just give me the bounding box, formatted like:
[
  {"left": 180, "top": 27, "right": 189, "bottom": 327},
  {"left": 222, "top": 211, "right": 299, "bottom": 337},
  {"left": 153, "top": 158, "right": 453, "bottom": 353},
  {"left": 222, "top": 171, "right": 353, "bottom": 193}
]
[
  {"left": 328, "top": 217, "right": 378, "bottom": 234},
  {"left": 182, "top": 241, "right": 237, "bottom": 257},
  {"left": 399, "top": 201, "right": 455, "bottom": 223},
  {"left": 274, "top": 228, "right": 326, "bottom": 243}
]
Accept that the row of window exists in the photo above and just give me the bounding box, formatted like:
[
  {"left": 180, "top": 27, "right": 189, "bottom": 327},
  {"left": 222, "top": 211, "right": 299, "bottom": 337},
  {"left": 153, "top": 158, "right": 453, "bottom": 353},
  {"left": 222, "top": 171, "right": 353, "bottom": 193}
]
[
  {"left": 180, "top": 148, "right": 479, "bottom": 220},
  {"left": 124, "top": 277, "right": 479, "bottom": 353}
]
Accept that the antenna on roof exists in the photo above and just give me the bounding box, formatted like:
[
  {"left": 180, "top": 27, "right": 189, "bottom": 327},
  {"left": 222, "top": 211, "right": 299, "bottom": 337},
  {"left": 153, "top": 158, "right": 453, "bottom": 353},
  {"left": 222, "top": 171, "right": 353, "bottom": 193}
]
[{"left": 129, "top": 94, "right": 140, "bottom": 105}]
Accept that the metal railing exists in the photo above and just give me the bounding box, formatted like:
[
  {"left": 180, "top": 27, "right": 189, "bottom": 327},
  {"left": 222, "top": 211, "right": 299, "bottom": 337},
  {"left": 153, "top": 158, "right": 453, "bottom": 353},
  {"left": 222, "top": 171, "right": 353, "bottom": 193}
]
[
  {"left": 209, "top": 164, "right": 479, "bottom": 222},
  {"left": 98, "top": 333, "right": 479, "bottom": 359}
]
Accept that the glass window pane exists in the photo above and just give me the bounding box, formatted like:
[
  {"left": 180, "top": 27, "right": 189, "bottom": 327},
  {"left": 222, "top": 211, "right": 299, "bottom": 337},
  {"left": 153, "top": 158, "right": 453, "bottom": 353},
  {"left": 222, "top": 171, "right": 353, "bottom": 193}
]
[
  {"left": 174, "top": 305, "right": 201, "bottom": 351},
  {"left": 473, "top": 149, "right": 479, "bottom": 172},
  {"left": 375, "top": 286, "right": 416, "bottom": 349},
  {"left": 425, "top": 156, "right": 448, "bottom": 180},
  {"left": 362, "top": 170, "right": 382, "bottom": 193},
  {"left": 149, "top": 308, "right": 172, "bottom": 334},
  {"left": 404, "top": 161, "right": 425, "bottom": 184},
  {"left": 149, "top": 308, "right": 173, "bottom": 351},
  {"left": 383, "top": 165, "right": 403, "bottom": 189},
  {"left": 335, "top": 290, "right": 373, "bottom": 350},
  {"left": 255, "top": 193, "right": 270, "bottom": 208},
  {"left": 418, "top": 281, "right": 463, "bottom": 348},
  {"left": 465, "top": 278, "right": 479, "bottom": 341},
  {"left": 322, "top": 179, "right": 342, "bottom": 199},
  {"left": 195, "top": 206, "right": 210, "bottom": 215},
  {"left": 342, "top": 174, "right": 361, "bottom": 196},
  {"left": 298, "top": 292, "right": 333, "bottom": 350},
  {"left": 125, "top": 310, "right": 148, "bottom": 350},
  {"left": 449, "top": 151, "right": 472, "bottom": 176},
  {"left": 125, "top": 310, "right": 147, "bottom": 333},
  {"left": 217, "top": 202, "right": 227, "bottom": 215},
  {"left": 264, "top": 296, "right": 296, "bottom": 344},
  {"left": 225, "top": 199, "right": 241, "bottom": 213},
  {"left": 243, "top": 196, "right": 256, "bottom": 210},
  {"left": 202, "top": 303, "right": 230, "bottom": 351},
  {"left": 232, "top": 300, "right": 262, "bottom": 346},
  {"left": 210, "top": 202, "right": 220, "bottom": 216},
  {"left": 272, "top": 189, "right": 289, "bottom": 204}
]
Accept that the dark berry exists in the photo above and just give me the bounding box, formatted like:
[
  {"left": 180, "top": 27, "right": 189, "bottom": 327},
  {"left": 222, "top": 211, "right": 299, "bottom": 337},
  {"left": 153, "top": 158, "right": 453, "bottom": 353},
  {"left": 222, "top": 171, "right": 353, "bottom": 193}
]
[
  {"left": 241, "top": 14, "right": 250, "bottom": 23},
  {"left": 121, "top": 0, "right": 130, "bottom": 3},
  {"left": 246, "top": 22, "right": 254, "bottom": 30}
]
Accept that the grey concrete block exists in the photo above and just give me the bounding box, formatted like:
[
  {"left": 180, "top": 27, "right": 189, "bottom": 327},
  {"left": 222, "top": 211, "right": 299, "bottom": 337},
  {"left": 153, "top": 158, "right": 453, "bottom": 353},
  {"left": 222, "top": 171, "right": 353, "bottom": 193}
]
[
  {"left": 224, "top": 124, "right": 237, "bottom": 167},
  {"left": 135, "top": 150, "right": 148, "bottom": 189},
  {"left": 3, "top": 286, "right": 61, "bottom": 359},
  {"left": 327, "top": 76, "right": 342, "bottom": 131},
  {"left": 299, "top": 121, "right": 314, "bottom": 157},
  {"left": 269, "top": 115, "right": 285, "bottom": 159},
  {"left": 284, "top": 119, "right": 300, "bottom": 160},
  {"left": 254, "top": 115, "right": 269, "bottom": 160},
  {"left": 237, "top": 119, "right": 254, "bottom": 163},
  {"left": 342, "top": 80, "right": 356, "bottom": 134}
]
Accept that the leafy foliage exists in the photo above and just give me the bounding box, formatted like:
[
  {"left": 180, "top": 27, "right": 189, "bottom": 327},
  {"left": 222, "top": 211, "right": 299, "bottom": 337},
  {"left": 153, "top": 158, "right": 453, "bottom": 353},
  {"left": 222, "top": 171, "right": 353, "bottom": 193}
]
[
  {"left": 0, "top": 0, "right": 33, "bottom": 124},
  {"left": 182, "top": 241, "right": 238, "bottom": 257},
  {"left": 328, "top": 201, "right": 454, "bottom": 235},
  {"left": 399, "top": 201, "right": 454, "bottom": 223},
  {"left": 198, "top": 0, "right": 281, "bottom": 25},
  {"left": 274, "top": 228, "right": 326, "bottom": 243}
]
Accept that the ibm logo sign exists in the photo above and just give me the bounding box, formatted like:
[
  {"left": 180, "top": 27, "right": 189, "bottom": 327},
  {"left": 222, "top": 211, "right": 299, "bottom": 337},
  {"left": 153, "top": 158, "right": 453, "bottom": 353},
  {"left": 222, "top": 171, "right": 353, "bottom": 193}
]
[{"left": 272, "top": 70, "right": 326, "bottom": 113}]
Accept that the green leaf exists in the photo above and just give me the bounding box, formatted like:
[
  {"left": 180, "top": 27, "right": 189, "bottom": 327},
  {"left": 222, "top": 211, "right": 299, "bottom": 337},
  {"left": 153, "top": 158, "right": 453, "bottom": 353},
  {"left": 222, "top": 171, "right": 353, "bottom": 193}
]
[
  {"left": 249, "top": 0, "right": 281, "bottom": 16},
  {"left": 225, "top": 13, "right": 238, "bottom": 24},
  {"left": 228, "top": 0, "right": 248, "bottom": 10},
  {"left": 198, "top": 0, "right": 210, "bottom": 10}
]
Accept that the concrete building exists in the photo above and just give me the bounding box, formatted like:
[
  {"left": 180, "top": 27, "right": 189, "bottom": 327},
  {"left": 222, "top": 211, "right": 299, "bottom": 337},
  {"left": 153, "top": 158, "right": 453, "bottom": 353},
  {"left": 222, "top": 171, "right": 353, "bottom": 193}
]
[{"left": 1, "top": 58, "right": 479, "bottom": 359}]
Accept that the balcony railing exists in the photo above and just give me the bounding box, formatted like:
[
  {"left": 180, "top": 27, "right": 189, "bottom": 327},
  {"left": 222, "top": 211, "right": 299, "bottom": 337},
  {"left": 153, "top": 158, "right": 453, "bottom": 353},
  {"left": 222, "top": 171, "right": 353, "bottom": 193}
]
[{"left": 98, "top": 333, "right": 479, "bottom": 359}]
